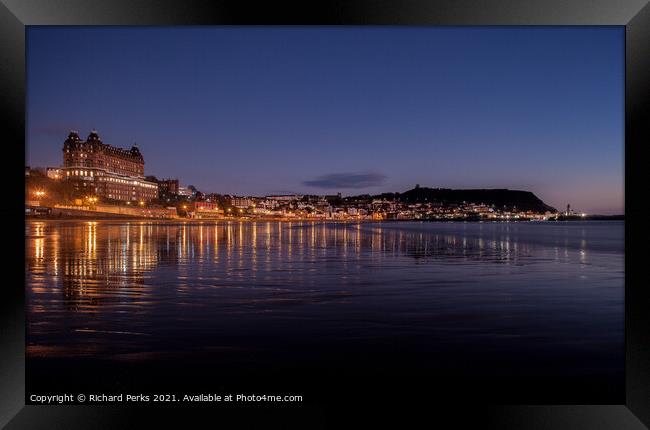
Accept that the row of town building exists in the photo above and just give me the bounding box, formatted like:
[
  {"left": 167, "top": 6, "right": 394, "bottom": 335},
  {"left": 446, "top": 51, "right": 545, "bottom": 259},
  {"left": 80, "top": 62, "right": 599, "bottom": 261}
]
[
  {"left": 29, "top": 131, "right": 332, "bottom": 212},
  {"left": 29, "top": 130, "right": 553, "bottom": 220},
  {"left": 186, "top": 194, "right": 552, "bottom": 221}
]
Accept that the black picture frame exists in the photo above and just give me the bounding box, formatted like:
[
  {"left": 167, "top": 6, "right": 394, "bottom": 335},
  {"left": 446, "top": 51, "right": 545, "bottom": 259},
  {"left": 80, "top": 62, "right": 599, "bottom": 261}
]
[{"left": 2, "top": 1, "right": 648, "bottom": 428}]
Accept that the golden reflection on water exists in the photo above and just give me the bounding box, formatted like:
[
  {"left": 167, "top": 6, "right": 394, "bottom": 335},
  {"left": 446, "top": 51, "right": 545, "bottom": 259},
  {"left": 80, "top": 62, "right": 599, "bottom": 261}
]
[
  {"left": 34, "top": 224, "right": 44, "bottom": 261},
  {"left": 24, "top": 220, "right": 625, "bottom": 361},
  {"left": 25, "top": 221, "right": 609, "bottom": 318}
]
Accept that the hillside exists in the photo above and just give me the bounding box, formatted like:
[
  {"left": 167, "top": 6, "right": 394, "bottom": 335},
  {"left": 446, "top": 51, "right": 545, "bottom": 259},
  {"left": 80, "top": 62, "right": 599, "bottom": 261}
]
[{"left": 394, "top": 187, "right": 557, "bottom": 213}]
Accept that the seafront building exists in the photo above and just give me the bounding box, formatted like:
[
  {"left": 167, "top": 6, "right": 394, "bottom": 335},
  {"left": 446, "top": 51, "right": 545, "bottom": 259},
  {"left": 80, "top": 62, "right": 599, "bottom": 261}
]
[
  {"left": 46, "top": 167, "right": 62, "bottom": 180},
  {"left": 231, "top": 197, "right": 255, "bottom": 209},
  {"left": 177, "top": 186, "right": 193, "bottom": 198},
  {"left": 62, "top": 130, "right": 158, "bottom": 202},
  {"left": 157, "top": 178, "right": 180, "bottom": 197}
]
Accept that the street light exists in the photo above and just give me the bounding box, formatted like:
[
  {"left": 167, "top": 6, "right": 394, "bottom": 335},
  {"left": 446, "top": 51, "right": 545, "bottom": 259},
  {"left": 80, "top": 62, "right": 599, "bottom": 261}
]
[{"left": 139, "top": 201, "right": 145, "bottom": 206}]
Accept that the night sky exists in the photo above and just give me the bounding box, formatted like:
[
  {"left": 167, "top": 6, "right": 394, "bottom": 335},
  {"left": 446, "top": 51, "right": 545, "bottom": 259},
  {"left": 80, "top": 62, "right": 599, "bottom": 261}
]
[{"left": 27, "top": 27, "right": 623, "bottom": 214}]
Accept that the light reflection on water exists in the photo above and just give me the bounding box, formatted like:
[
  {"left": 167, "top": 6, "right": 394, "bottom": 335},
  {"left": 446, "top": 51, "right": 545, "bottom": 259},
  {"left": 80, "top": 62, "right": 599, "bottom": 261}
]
[{"left": 26, "top": 220, "right": 623, "bottom": 369}]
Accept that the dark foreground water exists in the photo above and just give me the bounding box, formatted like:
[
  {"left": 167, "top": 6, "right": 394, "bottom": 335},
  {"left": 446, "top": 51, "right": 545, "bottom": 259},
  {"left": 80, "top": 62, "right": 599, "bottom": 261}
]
[{"left": 26, "top": 220, "right": 624, "bottom": 403}]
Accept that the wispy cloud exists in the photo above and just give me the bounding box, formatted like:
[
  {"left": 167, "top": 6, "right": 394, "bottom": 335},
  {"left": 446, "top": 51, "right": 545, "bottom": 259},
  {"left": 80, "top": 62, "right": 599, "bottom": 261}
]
[{"left": 303, "top": 172, "right": 387, "bottom": 189}]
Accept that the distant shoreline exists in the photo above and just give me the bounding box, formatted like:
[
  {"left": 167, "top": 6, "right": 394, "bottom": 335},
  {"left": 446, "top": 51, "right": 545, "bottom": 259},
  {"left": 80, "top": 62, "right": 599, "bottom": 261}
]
[
  {"left": 547, "top": 215, "right": 624, "bottom": 221},
  {"left": 25, "top": 215, "right": 624, "bottom": 223}
]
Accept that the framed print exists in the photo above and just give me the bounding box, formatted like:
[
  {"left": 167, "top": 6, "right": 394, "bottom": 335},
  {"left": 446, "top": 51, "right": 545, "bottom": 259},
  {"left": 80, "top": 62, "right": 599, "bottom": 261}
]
[{"left": 2, "top": 0, "right": 649, "bottom": 428}]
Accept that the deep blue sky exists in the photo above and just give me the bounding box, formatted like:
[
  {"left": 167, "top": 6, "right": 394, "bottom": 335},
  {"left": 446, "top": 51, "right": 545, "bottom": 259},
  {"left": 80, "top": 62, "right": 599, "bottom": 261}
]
[{"left": 27, "top": 27, "right": 624, "bottom": 214}]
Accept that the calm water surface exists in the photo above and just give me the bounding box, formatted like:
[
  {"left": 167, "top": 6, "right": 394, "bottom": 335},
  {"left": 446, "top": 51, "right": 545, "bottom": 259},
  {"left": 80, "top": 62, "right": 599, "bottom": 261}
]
[{"left": 26, "top": 220, "right": 624, "bottom": 396}]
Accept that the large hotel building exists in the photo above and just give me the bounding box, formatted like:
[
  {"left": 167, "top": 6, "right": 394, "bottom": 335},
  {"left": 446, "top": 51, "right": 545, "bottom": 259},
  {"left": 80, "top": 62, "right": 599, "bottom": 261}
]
[{"left": 62, "top": 130, "right": 158, "bottom": 202}]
